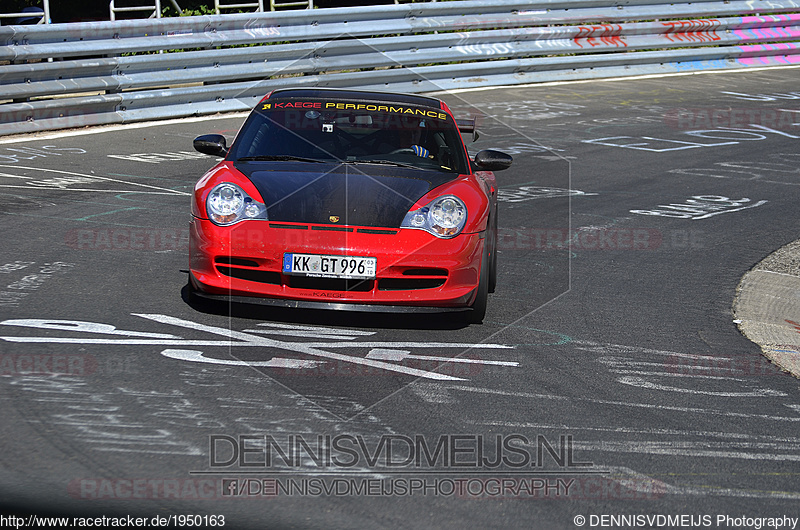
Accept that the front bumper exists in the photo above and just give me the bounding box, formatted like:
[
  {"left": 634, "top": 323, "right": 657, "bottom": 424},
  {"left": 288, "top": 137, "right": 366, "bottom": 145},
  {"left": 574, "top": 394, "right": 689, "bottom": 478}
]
[{"left": 189, "top": 218, "right": 484, "bottom": 308}]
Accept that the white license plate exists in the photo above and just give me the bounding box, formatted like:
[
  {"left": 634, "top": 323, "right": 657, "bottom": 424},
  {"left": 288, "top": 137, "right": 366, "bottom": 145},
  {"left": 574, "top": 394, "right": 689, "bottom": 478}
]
[{"left": 283, "top": 253, "right": 377, "bottom": 279}]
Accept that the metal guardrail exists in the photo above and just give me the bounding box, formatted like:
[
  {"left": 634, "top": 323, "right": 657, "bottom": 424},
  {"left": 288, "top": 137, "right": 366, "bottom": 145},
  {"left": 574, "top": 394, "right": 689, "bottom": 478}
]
[{"left": 1, "top": 0, "right": 799, "bottom": 136}]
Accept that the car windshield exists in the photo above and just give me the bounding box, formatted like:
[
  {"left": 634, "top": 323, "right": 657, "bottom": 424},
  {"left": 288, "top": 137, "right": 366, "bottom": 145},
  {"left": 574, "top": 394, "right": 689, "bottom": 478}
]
[{"left": 228, "top": 99, "right": 470, "bottom": 174}]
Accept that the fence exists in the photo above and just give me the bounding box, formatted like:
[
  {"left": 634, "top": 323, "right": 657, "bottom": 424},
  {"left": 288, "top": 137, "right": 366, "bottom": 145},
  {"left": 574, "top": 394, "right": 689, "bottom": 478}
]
[
  {"left": 1, "top": 0, "right": 799, "bottom": 136},
  {"left": 0, "top": 0, "right": 313, "bottom": 23}
]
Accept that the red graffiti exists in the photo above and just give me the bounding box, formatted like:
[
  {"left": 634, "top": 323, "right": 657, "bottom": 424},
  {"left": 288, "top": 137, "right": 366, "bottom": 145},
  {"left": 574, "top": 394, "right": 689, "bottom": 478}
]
[
  {"left": 661, "top": 19, "right": 722, "bottom": 43},
  {"left": 573, "top": 24, "right": 626, "bottom": 48}
]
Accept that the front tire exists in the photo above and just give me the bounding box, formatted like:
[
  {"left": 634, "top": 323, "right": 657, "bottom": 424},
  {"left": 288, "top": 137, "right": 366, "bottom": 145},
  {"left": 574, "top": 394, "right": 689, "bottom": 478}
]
[
  {"left": 488, "top": 211, "right": 498, "bottom": 294},
  {"left": 467, "top": 242, "right": 490, "bottom": 324}
]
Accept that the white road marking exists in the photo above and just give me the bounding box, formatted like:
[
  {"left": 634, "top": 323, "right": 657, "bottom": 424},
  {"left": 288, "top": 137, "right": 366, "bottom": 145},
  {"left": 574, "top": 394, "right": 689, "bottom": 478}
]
[
  {"left": 0, "top": 165, "right": 190, "bottom": 195},
  {"left": 692, "top": 200, "right": 769, "bottom": 219},
  {"left": 366, "top": 348, "right": 518, "bottom": 366},
  {"left": 0, "top": 337, "right": 243, "bottom": 345},
  {"left": 468, "top": 422, "right": 800, "bottom": 496},
  {"left": 0, "top": 314, "right": 518, "bottom": 380},
  {"left": 409, "top": 382, "right": 458, "bottom": 404},
  {"left": 0, "top": 336, "right": 515, "bottom": 350},
  {"left": 365, "top": 349, "right": 409, "bottom": 361},
  {"left": 617, "top": 376, "right": 787, "bottom": 397},
  {"left": 603, "top": 466, "right": 800, "bottom": 500},
  {"left": 450, "top": 386, "right": 800, "bottom": 422},
  {"left": 470, "top": 421, "right": 800, "bottom": 443},
  {"left": 573, "top": 440, "right": 800, "bottom": 462},
  {"left": 582, "top": 340, "right": 787, "bottom": 396},
  {"left": 243, "top": 323, "right": 375, "bottom": 340},
  {"left": 243, "top": 329, "right": 364, "bottom": 340},
  {"left": 1, "top": 319, "right": 181, "bottom": 339},
  {"left": 609, "top": 369, "right": 748, "bottom": 381},
  {"left": 138, "top": 313, "right": 468, "bottom": 381},
  {"left": 161, "top": 350, "right": 326, "bottom": 369},
  {"left": 255, "top": 323, "right": 376, "bottom": 335},
  {"left": 597, "top": 356, "right": 742, "bottom": 372},
  {"left": 574, "top": 340, "right": 727, "bottom": 360},
  {"left": 298, "top": 342, "right": 513, "bottom": 349}
]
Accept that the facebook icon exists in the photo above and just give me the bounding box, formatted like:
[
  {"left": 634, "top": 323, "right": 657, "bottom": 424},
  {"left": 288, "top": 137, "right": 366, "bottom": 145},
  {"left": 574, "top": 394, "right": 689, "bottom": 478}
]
[{"left": 221, "top": 479, "right": 239, "bottom": 496}]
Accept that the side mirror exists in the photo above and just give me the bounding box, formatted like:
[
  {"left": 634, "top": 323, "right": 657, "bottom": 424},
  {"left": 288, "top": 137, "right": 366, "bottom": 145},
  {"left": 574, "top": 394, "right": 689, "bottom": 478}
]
[
  {"left": 194, "top": 134, "right": 228, "bottom": 157},
  {"left": 474, "top": 149, "right": 512, "bottom": 171}
]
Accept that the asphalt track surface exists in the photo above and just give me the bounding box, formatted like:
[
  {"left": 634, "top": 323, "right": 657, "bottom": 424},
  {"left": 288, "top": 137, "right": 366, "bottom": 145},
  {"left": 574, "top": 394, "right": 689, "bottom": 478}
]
[{"left": 1, "top": 67, "right": 799, "bottom": 529}]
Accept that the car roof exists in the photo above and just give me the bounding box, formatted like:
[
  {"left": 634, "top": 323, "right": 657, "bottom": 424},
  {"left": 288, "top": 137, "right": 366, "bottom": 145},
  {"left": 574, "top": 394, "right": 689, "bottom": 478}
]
[{"left": 265, "top": 87, "right": 442, "bottom": 109}]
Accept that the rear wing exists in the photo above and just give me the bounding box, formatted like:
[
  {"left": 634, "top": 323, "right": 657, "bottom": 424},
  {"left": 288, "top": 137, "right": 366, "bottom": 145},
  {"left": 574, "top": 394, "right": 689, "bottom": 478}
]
[{"left": 457, "top": 119, "right": 480, "bottom": 142}]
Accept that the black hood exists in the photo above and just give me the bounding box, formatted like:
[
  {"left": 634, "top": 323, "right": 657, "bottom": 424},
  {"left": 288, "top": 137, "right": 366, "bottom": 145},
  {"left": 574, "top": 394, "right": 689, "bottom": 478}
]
[{"left": 234, "top": 162, "right": 456, "bottom": 228}]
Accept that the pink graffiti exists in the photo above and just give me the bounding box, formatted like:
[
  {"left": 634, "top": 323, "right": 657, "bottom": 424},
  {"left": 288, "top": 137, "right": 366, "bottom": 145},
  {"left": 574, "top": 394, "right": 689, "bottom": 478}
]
[
  {"left": 732, "top": 14, "right": 800, "bottom": 42},
  {"left": 738, "top": 43, "right": 800, "bottom": 66},
  {"left": 573, "top": 24, "right": 626, "bottom": 48},
  {"left": 733, "top": 15, "right": 800, "bottom": 41},
  {"left": 740, "top": 13, "right": 800, "bottom": 26},
  {"left": 661, "top": 19, "right": 722, "bottom": 43}
]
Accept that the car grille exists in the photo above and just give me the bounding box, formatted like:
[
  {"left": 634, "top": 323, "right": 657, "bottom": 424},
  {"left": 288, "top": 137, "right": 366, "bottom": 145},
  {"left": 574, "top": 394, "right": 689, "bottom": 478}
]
[
  {"left": 213, "top": 257, "right": 448, "bottom": 292},
  {"left": 288, "top": 276, "right": 374, "bottom": 292},
  {"left": 216, "top": 265, "right": 282, "bottom": 285},
  {"left": 377, "top": 278, "right": 446, "bottom": 290}
]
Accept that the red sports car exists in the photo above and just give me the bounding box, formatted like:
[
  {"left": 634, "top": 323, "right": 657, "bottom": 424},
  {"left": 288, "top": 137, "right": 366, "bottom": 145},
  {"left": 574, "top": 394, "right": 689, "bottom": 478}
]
[{"left": 189, "top": 88, "right": 512, "bottom": 323}]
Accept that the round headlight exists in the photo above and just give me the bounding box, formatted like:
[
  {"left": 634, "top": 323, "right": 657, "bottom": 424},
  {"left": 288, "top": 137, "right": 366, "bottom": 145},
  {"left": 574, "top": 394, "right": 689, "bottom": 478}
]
[
  {"left": 430, "top": 197, "right": 465, "bottom": 229},
  {"left": 207, "top": 183, "right": 245, "bottom": 225},
  {"left": 401, "top": 195, "right": 468, "bottom": 238},
  {"left": 429, "top": 196, "right": 467, "bottom": 236}
]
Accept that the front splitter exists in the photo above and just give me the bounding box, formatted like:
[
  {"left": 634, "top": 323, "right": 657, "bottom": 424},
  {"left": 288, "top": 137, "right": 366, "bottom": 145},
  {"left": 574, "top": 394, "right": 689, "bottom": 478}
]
[{"left": 190, "top": 290, "right": 473, "bottom": 314}]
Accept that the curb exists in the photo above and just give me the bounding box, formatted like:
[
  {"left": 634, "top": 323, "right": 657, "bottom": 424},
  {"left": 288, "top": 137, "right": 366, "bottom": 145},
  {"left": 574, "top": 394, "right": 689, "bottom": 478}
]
[{"left": 733, "top": 240, "right": 800, "bottom": 379}]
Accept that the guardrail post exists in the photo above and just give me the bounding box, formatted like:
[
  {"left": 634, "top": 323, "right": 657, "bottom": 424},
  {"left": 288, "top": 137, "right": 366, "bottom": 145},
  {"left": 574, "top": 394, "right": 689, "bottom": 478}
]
[
  {"left": 270, "top": 0, "right": 313, "bottom": 9},
  {"left": 109, "top": 0, "right": 162, "bottom": 21},
  {"left": 0, "top": 1, "right": 50, "bottom": 25},
  {"left": 215, "top": 0, "right": 265, "bottom": 13}
]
